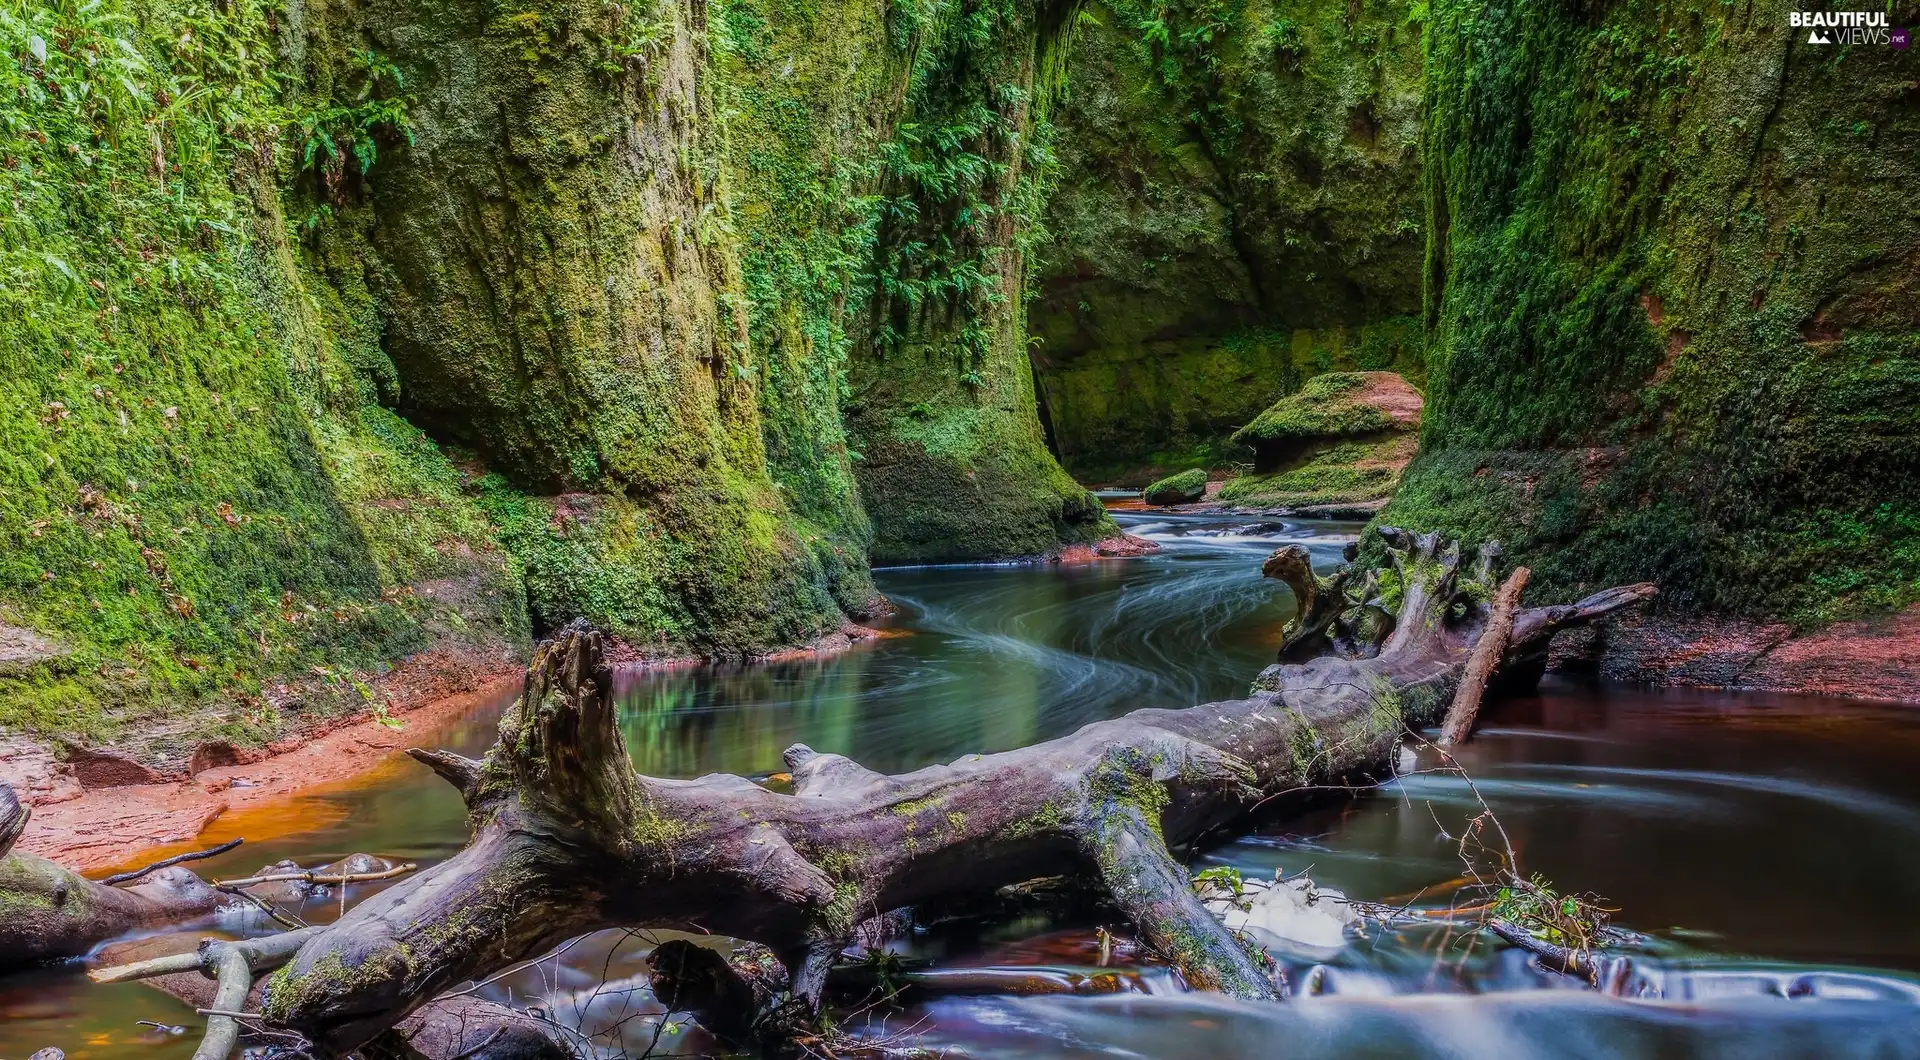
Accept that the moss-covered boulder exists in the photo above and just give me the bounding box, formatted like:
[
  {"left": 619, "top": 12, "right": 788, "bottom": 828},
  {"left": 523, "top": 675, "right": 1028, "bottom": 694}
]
[
  {"left": 1219, "top": 372, "right": 1422, "bottom": 510},
  {"left": 1388, "top": 0, "right": 1920, "bottom": 626},
  {"left": 1143, "top": 469, "right": 1210, "bottom": 506},
  {"left": 1027, "top": 0, "right": 1427, "bottom": 483}
]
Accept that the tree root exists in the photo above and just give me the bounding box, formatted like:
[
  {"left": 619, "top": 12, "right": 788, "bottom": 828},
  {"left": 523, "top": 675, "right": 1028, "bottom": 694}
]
[
  {"left": 101, "top": 839, "right": 246, "bottom": 886},
  {"left": 1, "top": 783, "right": 26, "bottom": 860}
]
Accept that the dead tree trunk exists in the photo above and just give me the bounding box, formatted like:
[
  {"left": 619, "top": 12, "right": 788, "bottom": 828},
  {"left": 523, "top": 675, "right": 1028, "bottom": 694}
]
[
  {"left": 1, "top": 783, "right": 25, "bottom": 860},
  {"left": 213, "top": 532, "right": 1650, "bottom": 1054},
  {"left": 1440, "top": 567, "right": 1530, "bottom": 746}
]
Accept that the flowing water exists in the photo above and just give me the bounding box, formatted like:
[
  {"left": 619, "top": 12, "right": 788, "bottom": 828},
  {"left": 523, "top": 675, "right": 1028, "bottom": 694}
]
[{"left": 6, "top": 510, "right": 1920, "bottom": 1059}]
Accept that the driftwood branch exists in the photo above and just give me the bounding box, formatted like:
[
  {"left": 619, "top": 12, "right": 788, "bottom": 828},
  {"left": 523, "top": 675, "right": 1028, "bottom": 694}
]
[
  {"left": 1439, "top": 567, "right": 1530, "bottom": 745},
  {"left": 238, "top": 532, "right": 1650, "bottom": 1055},
  {"left": 214, "top": 864, "right": 418, "bottom": 889},
  {"left": 1487, "top": 918, "right": 1601, "bottom": 983},
  {"left": 91, "top": 929, "right": 323, "bottom": 985}
]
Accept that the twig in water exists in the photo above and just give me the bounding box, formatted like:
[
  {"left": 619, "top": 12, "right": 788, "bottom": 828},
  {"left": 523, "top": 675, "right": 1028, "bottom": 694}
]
[
  {"left": 101, "top": 838, "right": 244, "bottom": 886},
  {"left": 213, "top": 862, "right": 417, "bottom": 888}
]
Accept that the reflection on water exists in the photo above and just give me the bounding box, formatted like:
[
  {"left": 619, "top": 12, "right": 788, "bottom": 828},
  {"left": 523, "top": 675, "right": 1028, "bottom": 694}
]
[
  {"left": 6, "top": 510, "right": 1920, "bottom": 1059},
  {"left": 614, "top": 513, "right": 1354, "bottom": 778}
]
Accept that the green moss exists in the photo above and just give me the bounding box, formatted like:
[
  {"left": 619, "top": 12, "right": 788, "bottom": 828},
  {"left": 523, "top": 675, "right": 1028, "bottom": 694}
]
[
  {"left": 1142, "top": 468, "right": 1209, "bottom": 505},
  {"left": 1393, "top": 0, "right": 1920, "bottom": 625},
  {"left": 1215, "top": 440, "right": 1409, "bottom": 508},
  {"left": 1029, "top": 0, "right": 1427, "bottom": 478},
  {"left": 1001, "top": 799, "right": 1072, "bottom": 840},
  {"left": 0, "top": 0, "right": 526, "bottom": 748},
  {"left": 842, "top": 0, "right": 1119, "bottom": 563},
  {"left": 1230, "top": 373, "right": 1393, "bottom": 448},
  {"left": 262, "top": 948, "right": 416, "bottom": 1024}
]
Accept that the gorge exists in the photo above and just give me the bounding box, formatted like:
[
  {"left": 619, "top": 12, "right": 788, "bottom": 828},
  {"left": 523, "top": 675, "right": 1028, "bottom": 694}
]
[{"left": 2, "top": 0, "right": 1919, "bottom": 1056}]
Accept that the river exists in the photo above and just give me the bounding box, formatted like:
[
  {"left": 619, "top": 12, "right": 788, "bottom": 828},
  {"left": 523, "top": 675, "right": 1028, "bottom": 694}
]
[{"left": 5, "top": 510, "right": 1919, "bottom": 1059}]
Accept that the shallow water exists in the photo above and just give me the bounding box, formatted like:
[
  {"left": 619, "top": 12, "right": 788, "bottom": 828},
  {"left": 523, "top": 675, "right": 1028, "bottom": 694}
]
[{"left": 6, "top": 510, "right": 1920, "bottom": 1059}]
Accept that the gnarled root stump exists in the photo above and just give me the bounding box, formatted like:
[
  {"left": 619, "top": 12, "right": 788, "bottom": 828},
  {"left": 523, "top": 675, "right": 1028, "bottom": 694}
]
[{"left": 226, "top": 533, "right": 1648, "bottom": 1054}]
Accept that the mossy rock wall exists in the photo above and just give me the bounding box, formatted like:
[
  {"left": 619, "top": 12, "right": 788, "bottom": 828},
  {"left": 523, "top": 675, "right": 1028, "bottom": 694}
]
[
  {"left": 2, "top": 0, "right": 1131, "bottom": 750},
  {"left": 0, "top": 0, "right": 527, "bottom": 747},
  {"left": 1028, "top": 0, "right": 1427, "bottom": 483},
  {"left": 844, "top": 0, "right": 1116, "bottom": 563},
  {"left": 297, "top": 0, "right": 886, "bottom": 650},
  {"left": 1386, "top": 0, "right": 1920, "bottom": 625}
]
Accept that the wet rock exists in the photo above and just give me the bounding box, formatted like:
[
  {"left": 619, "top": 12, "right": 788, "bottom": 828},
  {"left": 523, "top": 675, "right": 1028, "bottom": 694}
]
[
  {"left": 1093, "top": 533, "right": 1160, "bottom": 557},
  {"left": 0, "top": 623, "right": 67, "bottom": 677},
  {"left": 1551, "top": 604, "right": 1920, "bottom": 706},
  {"left": 187, "top": 741, "right": 262, "bottom": 776},
  {"left": 1200, "top": 872, "right": 1356, "bottom": 954},
  {"left": 1219, "top": 372, "right": 1423, "bottom": 510},
  {"left": 0, "top": 740, "right": 82, "bottom": 808}
]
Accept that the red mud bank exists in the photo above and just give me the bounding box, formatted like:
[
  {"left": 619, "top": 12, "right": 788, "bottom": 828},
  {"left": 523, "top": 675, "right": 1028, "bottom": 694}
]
[
  {"left": 3, "top": 672, "right": 524, "bottom": 872},
  {"left": 0, "top": 622, "right": 911, "bottom": 872},
  {"left": 1551, "top": 604, "right": 1920, "bottom": 705}
]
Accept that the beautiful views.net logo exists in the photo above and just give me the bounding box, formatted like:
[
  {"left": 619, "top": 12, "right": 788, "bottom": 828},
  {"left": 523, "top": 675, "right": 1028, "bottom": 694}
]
[{"left": 1791, "top": 10, "right": 1894, "bottom": 45}]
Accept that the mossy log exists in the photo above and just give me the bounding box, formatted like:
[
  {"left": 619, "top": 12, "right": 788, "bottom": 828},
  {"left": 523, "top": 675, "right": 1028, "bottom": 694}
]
[
  {"left": 229, "top": 534, "right": 1649, "bottom": 1054},
  {"left": 0, "top": 840, "right": 413, "bottom": 974},
  {"left": 0, "top": 838, "right": 225, "bottom": 973}
]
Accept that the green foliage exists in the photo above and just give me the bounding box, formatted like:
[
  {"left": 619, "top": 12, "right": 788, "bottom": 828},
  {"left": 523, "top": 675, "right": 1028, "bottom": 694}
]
[
  {"left": 1191, "top": 864, "right": 1245, "bottom": 895},
  {"left": 831, "top": 0, "right": 1115, "bottom": 561},
  {"left": 294, "top": 49, "right": 414, "bottom": 198},
  {"left": 1489, "top": 872, "right": 1613, "bottom": 954}
]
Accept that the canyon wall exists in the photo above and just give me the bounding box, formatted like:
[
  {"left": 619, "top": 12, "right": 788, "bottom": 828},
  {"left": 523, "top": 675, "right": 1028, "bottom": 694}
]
[
  {"left": 0, "top": 0, "right": 526, "bottom": 751},
  {"left": 0, "top": 0, "right": 1109, "bottom": 750},
  {"left": 1028, "top": 0, "right": 1426, "bottom": 483},
  {"left": 1387, "top": 0, "right": 1920, "bottom": 629}
]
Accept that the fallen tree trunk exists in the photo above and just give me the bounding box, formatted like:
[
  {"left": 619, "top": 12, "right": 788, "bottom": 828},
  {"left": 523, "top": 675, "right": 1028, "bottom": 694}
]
[
  {"left": 0, "top": 838, "right": 226, "bottom": 973},
  {"left": 0, "top": 821, "right": 415, "bottom": 972},
  {"left": 211, "top": 531, "right": 1649, "bottom": 1054}
]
